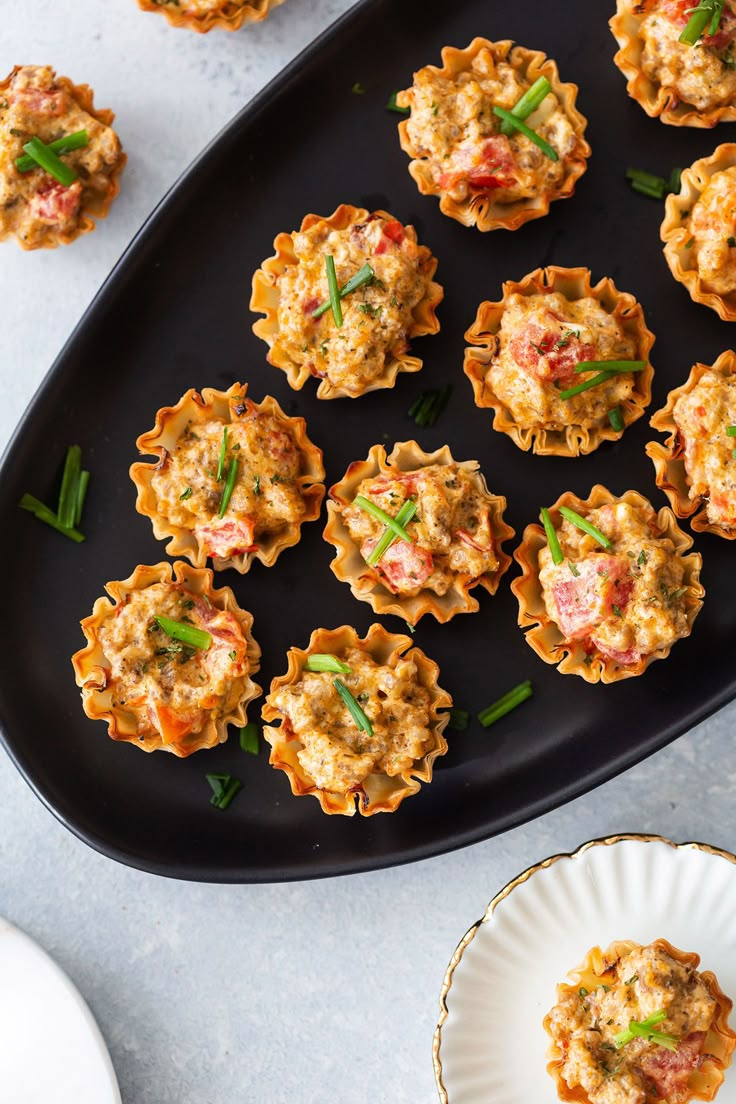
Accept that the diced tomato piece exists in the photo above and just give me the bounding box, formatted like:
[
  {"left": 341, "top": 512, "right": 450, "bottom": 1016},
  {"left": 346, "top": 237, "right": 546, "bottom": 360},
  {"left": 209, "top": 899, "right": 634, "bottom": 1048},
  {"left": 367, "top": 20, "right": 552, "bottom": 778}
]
[
  {"left": 149, "top": 703, "right": 201, "bottom": 745},
  {"left": 27, "top": 181, "right": 82, "bottom": 226},
  {"left": 548, "top": 555, "right": 629, "bottom": 640},
  {"left": 11, "top": 88, "right": 66, "bottom": 115},
  {"left": 375, "top": 218, "right": 406, "bottom": 255},
  {"left": 637, "top": 1031, "right": 704, "bottom": 1101},
  {"left": 438, "top": 135, "right": 517, "bottom": 192},
  {"left": 363, "top": 537, "right": 434, "bottom": 592},
  {"left": 509, "top": 315, "right": 598, "bottom": 386},
  {"left": 593, "top": 641, "right": 641, "bottom": 665},
  {"left": 456, "top": 527, "right": 494, "bottom": 554},
  {"left": 303, "top": 295, "right": 321, "bottom": 314},
  {"left": 195, "top": 517, "right": 257, "bottom": 560}
]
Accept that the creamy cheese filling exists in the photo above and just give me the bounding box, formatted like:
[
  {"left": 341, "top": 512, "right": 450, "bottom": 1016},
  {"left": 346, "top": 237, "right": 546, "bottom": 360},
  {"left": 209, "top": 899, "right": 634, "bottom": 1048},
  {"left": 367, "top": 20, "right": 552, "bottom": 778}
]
[
  {"left": 405, "top": 49, "right": 578, "bottom": 204},
  {"left": 673, "top": 369, "right": 736, "bottom": 528},
  {"left": 97, "top": 583, "right": 250, "bottom": 741},
  {"left": 340, "top": 465, "right": 499, "bottom": 597},
  {"left": 276, "top": 215, "right": 434, "bottom": 392},
  {"left": 639, "top": 1, "right": 736, "bottom": 112},
  {"left": 688, "top": 167, "right": 736, "bottom": 296},
  {"left": 0, "top": 65, "right": 122, "bottom": 246},
  {"left": 538, "top": 501, "right": 689, "bottom": 664},
  {"left": 270, "top": 647, "right": 432, "bottom": 793},
  {"left": 490, "top": 292, "right": 638, "bottom": 429}
]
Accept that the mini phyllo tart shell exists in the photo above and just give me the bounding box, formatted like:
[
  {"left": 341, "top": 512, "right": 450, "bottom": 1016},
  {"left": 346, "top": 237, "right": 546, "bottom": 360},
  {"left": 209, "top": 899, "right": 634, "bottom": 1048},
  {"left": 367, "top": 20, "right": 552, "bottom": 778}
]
[
  {"left": 647, "top": 351, "right": 736, "bottom": 539},
  {"left": 512, "top": 486, "right": 703, "bottom": 683},
  {"left": 662, "top": 145, "right": 736, "bottom": 320},
  {"left": 464, "top": 267, "right": 655, "bottom": 457},
  {"left": 323, "top": 441, "right": 514, "bottom": 625},
  {"left": 72, "top": 561, "right": 261, "bottom": 757},
  {"left": 250, "top": 204, "right": 443, "bottom": 399},
  {"left": 0, "top": 65, "right": 125, "bottom": 250},
  {"left": 544, "top": 938, "right": 736, "bottom": 1104},
  {"left": 129, "top": 382, "right": 325, "bottom": 573},
  {"left": 261, "top": 624, "right": 451, "bottom": 816},
  {"left": 610, "top": 1, "right": 736, "bottom": 128},
  {"left": 136, "top": 0, "right": 286, "bottom": 33},
  {"left": 395, "top": 38, "right": 590, "bottom": 232}
]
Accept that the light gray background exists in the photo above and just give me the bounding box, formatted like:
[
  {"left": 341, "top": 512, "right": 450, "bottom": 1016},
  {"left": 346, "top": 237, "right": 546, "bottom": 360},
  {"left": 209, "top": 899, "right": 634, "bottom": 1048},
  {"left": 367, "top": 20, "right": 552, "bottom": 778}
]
[{"left": 2, "top": 3, "right": 736, "bottom": 1102}]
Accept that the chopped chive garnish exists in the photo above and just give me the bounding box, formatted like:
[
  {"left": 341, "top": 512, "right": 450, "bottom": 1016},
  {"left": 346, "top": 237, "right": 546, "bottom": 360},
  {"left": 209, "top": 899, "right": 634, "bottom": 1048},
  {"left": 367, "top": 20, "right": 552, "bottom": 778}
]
[
  {"left": 154, "top": 615, "right": 211, "bottom": 650},
  {"left": 355, "top": 494, "right": 414, "bottom": 543},
  {"left": 558, "top": 371, "right": 614, "bottom": 400},
  {"left": 447, "top": 708, "right": 470, "bottom": 731},
  {"left": 352, "top": 81, "right": 366, "bottom": 95},
  {"left": 57, "top": 444, "right": 82, "bottom": 530},
  {"left": 325, "top": 255, "right": 343, "bottom": 328},
  {"left": 608, "top": 406, "right": 625, "bottom": 432},
  {"left": 180, "top": 486, "right": 193, "bottom": 500},
  {"left": 206, "top": 773, "right": 242, "bottom": 811},
  {"left": 574, "top": 360, "right": 646, "bottom": 374},
  {"left": 727, "top": 425, "right": 736, "bottom": 436},
  {"left": 304, "top": 654, "right": 352, "bottom": 674},
  {"left": 626, "top": 167, "right": 682, "bottom": 200},
  {"left": 614, "top": 1009, "right": 679, "bottom": 1051},
  {"left": 540, "top": 507, "right": 564, "bottom": 565},
  {"left": 558, "top": 506, "right": 612, "bottom": 550},
  {"left": 74, "top": 469, "right": 90, "bottom": 528},
  {"left": 22, "top": 135, "right": 77, "bottom": 187},
  {"left": 408, "top": 386, "right": 452, "bottom": 428},
  {"left": 239, "top": 722, "right": 259, "bottom": 755},
  {"left": 579, "top": 987, "right": 589, "bottom": 998},
  {"left": 386, "top": 91, "right": 410, "bottom": 114},
  {"left": 216, "top": 427, "right": 228, "bottom": 482},
  {"left": 492, "top": 106, "right": 558, "bottom": 161},
  {"left": 18, "top": 493, "right": 85, "bottom": 543},
  {"left": 478, "top": 680, "right": 533, "bottom": 728},
  {"left": 15, "top": 128, "right": 88, "bottom": 173},
  {"left": 679, "top": 0, "right": 724, "bottom": 45},
  {"left": 366, "top": 499, "right": 417, "bottom": 566},
  {"left": 500, "top": 76, "right": 552, "bottom": 135},
  {"left": 218, "top": 457, "right": 238, "bottom": 518},
  {"left": 334, "top": 678, "right": 373, "bottom": 736},
  {"left": 312, "top": 262, "right": 375, "bottom": 319}
]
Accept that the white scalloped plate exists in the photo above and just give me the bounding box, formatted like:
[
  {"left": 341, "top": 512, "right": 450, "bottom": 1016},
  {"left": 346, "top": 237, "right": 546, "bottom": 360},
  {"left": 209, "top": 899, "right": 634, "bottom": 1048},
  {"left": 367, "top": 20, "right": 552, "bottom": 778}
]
[{"left": 434, "top": 835, "right": 736, "bottom": 1104}]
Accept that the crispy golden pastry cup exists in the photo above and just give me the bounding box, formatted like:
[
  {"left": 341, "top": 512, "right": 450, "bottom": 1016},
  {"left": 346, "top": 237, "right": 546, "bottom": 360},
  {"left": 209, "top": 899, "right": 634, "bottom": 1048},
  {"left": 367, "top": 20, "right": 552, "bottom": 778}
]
[
  {"left": 511, "top": 485, "right": 704, "bottom": 683},
  {"left": 250, "top": 203, "right": 443, "bottom": 399},
  {"left": 323, "top": 440, "right": 515, "bottom": 625},
  {"left": 544, "top": 938, "right": 736, "bottom": 1104},
  {"left": 129, "top": 382, "right": 325, "bottom": 572},
  {"left": 136, "top": 0, "right": 286, "bottom": 32},
  {"left": 464, "top": 266, "right": 655, "bottom": 456},
  {"left": 662, "top": 145, "right": 736, "bottom": 319},
  {"left": 261, "top": 623, "right": 452, "bottom": 817},
  {"left": 71, "top": 560, "right": 261, "bottom": 757},
  {"left": 0, "top": 66, "right": 126, "bottom": 251},
  {"left": 647, "top": 351, "right": 736, "bottom": 539},
  {"left": 610, "top": 2, "right": 736, "bottom": 127},
  {"left": 396, "top": 38, "right": 590, "bottom": 232}
]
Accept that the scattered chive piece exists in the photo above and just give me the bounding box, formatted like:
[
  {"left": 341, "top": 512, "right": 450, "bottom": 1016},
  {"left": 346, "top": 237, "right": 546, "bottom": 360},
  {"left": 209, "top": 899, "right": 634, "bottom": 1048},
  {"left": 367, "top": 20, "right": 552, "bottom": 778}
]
[
  {"left": 679, "top": 0, "right": 724, "bottom": 45},
  {"left": 325, "top": 255, "right": 343, "bottom": 328},
  {"left": 15, "top": 128, "right": 88, "bottom": 173},
  {"left": 558, "top": 506, "right": 612, "bottom": 550},
  {"left": 154, "top": 615, "right": 211, "bottom": 650},
  {"left": 492, "top": 106, "right": 558, "bottom": 161},
  {"left": 408, "top": 385, "right": 452, "bottom": 427},
  {"left": 334, "top": 678, "right": 373, "bottom": 736},
  {"left": 18, "top": 493, "right": 85, "bottom": 543},
  {"left": 57, "top": 444, "right": 82, "bottom": 530},
  {"left": 366, "top": 499, "right": 417, "bottom": 566},
  {"left": 447, "top": 708, "right": 470, "bottom": 731},
  {"left": 608, "top": 406, "right": 625, "bottom": 432},
  {"left": 685, "top": 237, "right": 695, "bottom": 248},
  {"left": 304, "top": 654, "right": 352, "bottom": 674},
  {"left": 540, "top": 507, "right": 564, "bottom": 566},
  {"left": 626, "top": 167, "right": 682, "bottom": 200},
  {"left": 478, "top": 680, "right": 533, "bottom": 728},
  {"left": 206, "top": 773, "right": 242, "bottom": 811},
  {"left": 239, "top": 722, "right": 259, "bottom": 755},
  {"left": 355, "top": 494, "right": 414, "bottom": 543},
  {"left": 612, "top": 604, "right": 623, "bottom": 618},
  {"left": 22, "top": 135, "right": 77, "bottom": 187},
  {"left": 180, "top": 486, "right": 193, "bottom": 500},
  {"left": 216, "top": 427, "right": 228, "bottom": 482},
  {"left": 574, "top": 360, "right": 646, "bottom": 374},
  {"left": 386, "top": 91, "right": 410, "bottom": 114},
  {"left": 74, "top": 469, "right": 90, "bottom": 528},
  {"left": 500, "top": 76, "right": 552, "bottom": 136},
  {"left": 579, "top": 987, "right": 589, "bottom": 998},
  {"left": 558, "top": 371, "right": 615, "bottom": 400},
  {"left": 312, "top": 262, "right": 375, "bottom": 319},
  {"left": 351, "top": 81, "right": 366, "bottom": 94},
  {"left": 569, "top": 562, "right": 580, "bottom": 577},
  {"left": 727, "top": 426, "right": 736, "bottom": 436},
  {"left": 614, "top": 1009, "right": 678, "bottom": 1051},
  {"left": 218, "top": 457, "right": 238, "bottom": 518}
]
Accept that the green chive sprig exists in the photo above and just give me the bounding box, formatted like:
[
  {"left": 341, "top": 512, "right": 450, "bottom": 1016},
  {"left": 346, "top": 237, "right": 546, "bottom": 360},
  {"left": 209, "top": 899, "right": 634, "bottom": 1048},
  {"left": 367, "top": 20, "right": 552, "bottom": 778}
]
[
  {"left": 239, "top": 722, "right": 259, "bottom": 755},
  {"left": 614, "top": 1010, "right": 679, "bottom": 1052},
  {"left": 325, "top": 255, "right": 343, "bottom": 328},
  {"left": 500, "top": 77, "right": 552, "bottom": 135},
  {"left": 574, "top": 360, "right": 646, "bottom": 374},
  {"left": 218, "top": 457, "right": 238, "bottom": 517},
  {"left": 366, "top": 499, "right": 417, "bottom": 567},
  {"left": 304, "top": 654, "right": 352, "bottom": 674},
  {"left": 386, "top": 91, "right": 410, "bottom": 114},
  {"left": 19, "top": 493, "right": 85, "bottom": 543},
  {"left": 558, "top": 506, "right": 612, "bottom": 550},
  {"left": 626, "top": 166, "right": 682, "bottom": 200},
  {"left": 679, "top": 0, "right": 724, "bottom": 45},
  {"left": 540, "top": 507, "right": 564, "bottom": 565},
  {"left": 22, "top": 135, "right": 77, "bottom": 187},
  {"left": 608, "top": 406, "right": 625, "bottom": 432},
  {"left": 19, "top": 444, "right": 90, "bottom": 542},
  {"left": 334, "top": 678, "right": 373, "bottom": 736},
  {"left": 207, "top": 773, "right": 242, "bottom": 810},
  {"left": 447, "top": 708, "right": 470, "bottom": 731},
  {"left": 15, "top": 129, "right": 88, "bottom": 173},
  {"left": 492, "top": 106, "right": 558, "bottom": 161},
  {"left": 355, "top": 494, "right": 414, "bottom": 543},
  {"left": 408, "top": 386, "right": 452, "bottom": 428},
  {"left": 312, "top": 263, "right": 375, "bottom": 319},
  {"left": 154, "top": 615, "right": 212, "bottom": 650},
  {"left": 216, "top": 427, "right": 228, "bottom": 482},
  {"left": 478, "top": 681, "right": 533, "bottom": 728}
]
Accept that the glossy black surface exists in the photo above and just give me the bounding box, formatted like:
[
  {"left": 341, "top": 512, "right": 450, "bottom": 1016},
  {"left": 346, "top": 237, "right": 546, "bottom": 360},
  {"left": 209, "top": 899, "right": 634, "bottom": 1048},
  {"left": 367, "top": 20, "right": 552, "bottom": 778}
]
[{"left": 1, "top": 0, "right": 734, "bottom": 882}]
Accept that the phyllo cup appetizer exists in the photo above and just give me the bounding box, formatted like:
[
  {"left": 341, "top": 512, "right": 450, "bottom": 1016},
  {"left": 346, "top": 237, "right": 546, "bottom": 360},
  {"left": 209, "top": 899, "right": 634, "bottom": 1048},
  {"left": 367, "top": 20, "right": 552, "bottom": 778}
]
[
  {"left": 512, "top": 486, "right": 703, "bottom": 682},
  {"left": 647, "top": 351, "right": 736, "bottom": 538},
  {"left": 464, "top": 267, "right": 655, "bottom": 456},
  {"left": 0, "top": 65, "right": 125, "bottom": 250},
  {"left": 395, "top": 38, "right": 590, "bottom": 232},
  {"left": 72, "top": 561, "right": 261, "bottom": 757},
  {"left": 323, "top": 441, "right": 514, "bottom": 625},
  {"left": 544, "top": 939, "right": 736, "bottom": 1104},
  {"left": 662, "top": 144, "right": 736, "bottom": 319},
  {"left": 136, "top": 0, "right": 286, "bottom": 32},
  {"left": 250, "top": 205, "right": 443, "bottom": 398},
  {"left": 261, "top": 624, "right": 451, "bottom": 816},
  {"left": 610, "top": 0, "right": 736, "bottom": 127},
  {"left": 130, "top": 383, "right": 325, "bottom": 573}
]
